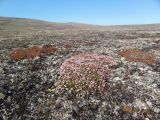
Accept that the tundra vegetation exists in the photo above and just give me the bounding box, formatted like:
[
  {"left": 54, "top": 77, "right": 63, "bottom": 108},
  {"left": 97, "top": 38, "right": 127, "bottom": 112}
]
[{"left": 0, "top": 17, "right": 160, "bottom": 120}]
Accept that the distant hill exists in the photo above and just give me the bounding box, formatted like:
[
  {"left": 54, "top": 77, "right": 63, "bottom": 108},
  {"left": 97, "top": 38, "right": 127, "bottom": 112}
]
[
  {"left": 0, "top": 17, "right": 104, "bottom": 33},
  {"left": 0, "top": 17, "right": 160, "bottom": 34}
]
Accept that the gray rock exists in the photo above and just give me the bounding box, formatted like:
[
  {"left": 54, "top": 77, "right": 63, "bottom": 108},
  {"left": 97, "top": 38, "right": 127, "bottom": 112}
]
[
  {"left": 0, "top": 92, "right": 5, "bottom": 99},
  {"left": 0, "top": 67, "right": 4, "bottom": 74}
]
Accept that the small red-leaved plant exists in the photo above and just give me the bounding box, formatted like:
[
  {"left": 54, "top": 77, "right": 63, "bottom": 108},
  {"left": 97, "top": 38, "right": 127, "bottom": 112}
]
[
  {"left": 9, "top": 44, "right": 57, "bottom": 60},
  {"left": 118, "top": 49, "right": 155, "bottom": 65}
]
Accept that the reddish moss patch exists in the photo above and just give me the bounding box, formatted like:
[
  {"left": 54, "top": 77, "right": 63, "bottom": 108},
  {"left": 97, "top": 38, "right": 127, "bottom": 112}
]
[
  {"left": 118, "top": 49, "right": 155, "bottom": 65},
  {"left": 41, "top": 44, "right": 57, "bottom": 54},
  {"left": 9, "top": 44, "right": 57, "bottom": 60}
]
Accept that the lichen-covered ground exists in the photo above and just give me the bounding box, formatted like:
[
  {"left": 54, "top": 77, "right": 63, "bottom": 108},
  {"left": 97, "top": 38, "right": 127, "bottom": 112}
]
[{"left": 0, "top": 18, "right": 160, "bottom": 120}]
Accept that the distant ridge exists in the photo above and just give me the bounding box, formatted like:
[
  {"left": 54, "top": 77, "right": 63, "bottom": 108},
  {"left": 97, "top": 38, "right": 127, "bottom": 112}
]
[{"left": 0, "top": 16, "right": 160, "bottom": 33}]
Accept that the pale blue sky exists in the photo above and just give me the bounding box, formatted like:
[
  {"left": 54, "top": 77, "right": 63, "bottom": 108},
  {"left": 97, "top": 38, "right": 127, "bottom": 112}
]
[{"left": 0, "top": 0, "right": 160, "bottom": 25}]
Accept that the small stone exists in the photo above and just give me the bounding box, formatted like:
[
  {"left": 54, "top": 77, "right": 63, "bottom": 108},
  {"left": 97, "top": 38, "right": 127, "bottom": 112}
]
[
  {"left": 134, "top": 76, "right": 141, "bottom": 80},
  {"left": 33, "top": 56, "right": 40, "bottom": 60},
  {"left": 114, "top": 77, "right": 121, "bottom": 81},
  {"left": 72, "top": 106, "right": 79, "bottom": 114},
  {"left": 151, "top": 83, "right": 157, "bottom": 88},
  {"left": 0, "top": 67, "right": 4, "bottom": 74},
  {"left": 113, "top": 106, "right": 120, "bottom": 115},
  {"left": 35, "top": 84, "right": 40, "bottom": 89},
  {"left": 146, "top": 101, "right": 152, "bottom": 108},
  {"left": 145, "top": 118, "right": 149, "bottom": 120},
  {"left": 127, "top": 86, "right": 132, "bottom": 90},
  {"left": 7, "top": 96, "right": 11, "bottom": 102},
  {"left": 133, "top": 113, "right": 138, "bottom": 118},
  {"left": 133, "top": 99, "right": 148, "bottom": 110},
  {"left": 0, "top": 92, "right": 5, "bottom": 99},
  {"left": 120, "top": 57, "right": 125, "bottom": 61},
  {"left": 138, "top": 67, "right": 144, "bottom": 71},
  {"left": 154, "top": 107, "right": 160, "bottom": 113},
  {"left": 147, "top": 71, "right": 153, "bottom": 74}
]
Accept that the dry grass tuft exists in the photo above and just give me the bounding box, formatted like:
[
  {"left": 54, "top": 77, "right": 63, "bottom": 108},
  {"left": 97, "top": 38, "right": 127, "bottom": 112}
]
[
  {"left": 122, "top": 105, "right": 139, "bottom": 113},
  {"left": 118, "top": 49, "right": 155, "bottom": 65},
  {"left": 9, "top": 44, "right": 57, "bottom": 60}
]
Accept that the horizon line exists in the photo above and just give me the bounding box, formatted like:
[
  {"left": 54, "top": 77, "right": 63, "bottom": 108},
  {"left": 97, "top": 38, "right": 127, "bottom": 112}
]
[{"left": 1, "top": 16, "right": 160, "bottom": 26}]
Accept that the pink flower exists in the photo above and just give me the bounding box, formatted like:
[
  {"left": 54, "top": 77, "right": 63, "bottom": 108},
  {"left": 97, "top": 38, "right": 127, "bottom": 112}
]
[{"left": 57, "top": 53, "right": 117, "bottom": 97}]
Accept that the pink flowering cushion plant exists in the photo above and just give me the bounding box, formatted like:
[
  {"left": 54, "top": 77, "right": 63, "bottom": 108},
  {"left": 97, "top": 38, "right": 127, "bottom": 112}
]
[{"left": 56, "top": 53, "right": 117, "bottom": 97}]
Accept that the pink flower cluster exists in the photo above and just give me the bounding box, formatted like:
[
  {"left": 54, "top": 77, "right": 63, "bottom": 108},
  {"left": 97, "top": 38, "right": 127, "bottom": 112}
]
[{"left": 56, "top": 53, "right": 117, "bottom": 97}]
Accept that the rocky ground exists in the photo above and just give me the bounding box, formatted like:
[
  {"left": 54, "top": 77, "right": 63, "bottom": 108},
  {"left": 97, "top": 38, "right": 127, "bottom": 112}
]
[{"left": 0, "top": 18, "right": 160, "bottom": 120}]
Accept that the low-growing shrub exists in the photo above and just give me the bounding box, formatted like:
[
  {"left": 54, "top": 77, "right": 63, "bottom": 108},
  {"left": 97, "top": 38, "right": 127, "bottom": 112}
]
[
  {"left": 41, "top": 44, "right": 57, "bottom": 54},
  {"left": 56, "top": 53, "right": 117, "bottom": 97},
  {"left": 63, "top": 44, "right": 73, "bottom": 48},
  {"left": 9, "top": 44, "right": 57, "bottom": 60},
  {"left": 26, "top": 46, "right": 41, "bottom": 59},
  {"left": 118, "top": 49, "right": 155, "bottom": 65},
  {"left": 10, "top": 48, "right": 27, "bottom": 60}
]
